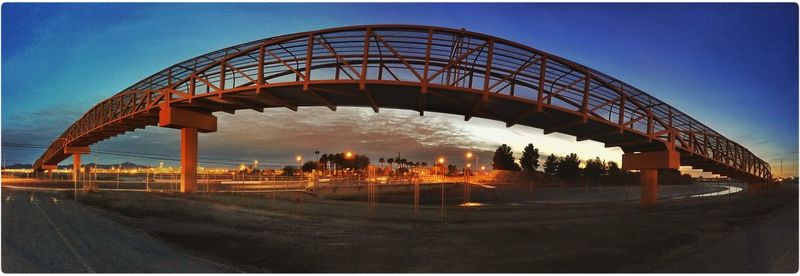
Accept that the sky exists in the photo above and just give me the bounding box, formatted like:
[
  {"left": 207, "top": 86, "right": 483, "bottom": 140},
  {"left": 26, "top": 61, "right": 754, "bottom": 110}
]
[{"left": 2, "top": 3, "right": 797, "bottom": 177}]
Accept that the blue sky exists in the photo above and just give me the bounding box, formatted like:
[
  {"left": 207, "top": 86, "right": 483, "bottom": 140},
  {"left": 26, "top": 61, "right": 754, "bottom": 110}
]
[{"left": 2, "top": 3, "right": 797, "bottom": 176}]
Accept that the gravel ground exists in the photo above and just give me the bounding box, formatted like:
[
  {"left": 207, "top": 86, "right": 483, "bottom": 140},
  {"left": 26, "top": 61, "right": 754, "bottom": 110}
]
[{"left": 63, "top": 182, "right": 798, "bottom": 272}]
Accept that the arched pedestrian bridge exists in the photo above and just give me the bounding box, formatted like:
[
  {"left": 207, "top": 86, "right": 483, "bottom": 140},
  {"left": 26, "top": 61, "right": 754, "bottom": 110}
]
[{"left": 33, "top": 25, "right": 772, "bottom": 206}]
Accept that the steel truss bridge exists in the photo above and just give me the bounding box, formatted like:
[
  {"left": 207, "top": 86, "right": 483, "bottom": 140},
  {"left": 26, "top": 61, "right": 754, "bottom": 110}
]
[{"left": 33, "top": 25, "right": 771, "bottom": 203}]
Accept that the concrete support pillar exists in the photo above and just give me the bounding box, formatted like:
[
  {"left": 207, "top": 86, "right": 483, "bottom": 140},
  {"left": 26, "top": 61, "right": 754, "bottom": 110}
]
[
  {"left": 180, "top": 128, "right": 198, "bottom": 193},
  {"left": 72, "top": 153, "right": 81, "bottom": 183},
  {"left": 622, "top": 150, "right": 679, "bottom": 208},
  {"left": 64, "top": 146, "right": 91, "bottom": 191},
  {"left": 159, "top": 103, "right": 216, "bottom": 194},
  {"left": 640, "top": 169, "right": 658, "bottom": 207},
  {"left": 42, "top": 165, "right": 57, "bottom": 179}
]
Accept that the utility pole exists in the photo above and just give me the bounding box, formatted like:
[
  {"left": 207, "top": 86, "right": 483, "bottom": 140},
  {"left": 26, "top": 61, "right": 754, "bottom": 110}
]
[
  {"left": 93, "top": 155, "right": 97, "bottom": 191},
  {"left": 146, "top": 167, "right": 150, "bottom": 192},
  {"left": 116, "top": 164, "right": 120, "bottom": 190}
]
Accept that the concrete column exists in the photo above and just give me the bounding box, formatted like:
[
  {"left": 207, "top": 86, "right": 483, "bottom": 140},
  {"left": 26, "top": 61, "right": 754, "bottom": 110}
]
[
  {"left": 640, "top": 169, "right": 658, "bottom": 207},
  {"left": 159, "top": 103, "right": 217, "bottom": 194},
  {"left": 64, "top": 146, "right": 91, "bottom": 191},
  {"left": 622, "top": 150, "right": 679, "bottom": 207},
  {"left": 42, "top": 165, "right": 57, "bottom": 179},
  {"left": 72, "top": 153, "right": 81, "bottom": 183},
  {"left": 180, "top": 128, "right": 198, "bottom": 193}
]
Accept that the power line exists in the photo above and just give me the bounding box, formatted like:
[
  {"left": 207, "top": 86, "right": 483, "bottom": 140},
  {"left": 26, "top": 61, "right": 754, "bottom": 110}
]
[{"left": 1, "top": 143, "right": 293, "bottom": 166}]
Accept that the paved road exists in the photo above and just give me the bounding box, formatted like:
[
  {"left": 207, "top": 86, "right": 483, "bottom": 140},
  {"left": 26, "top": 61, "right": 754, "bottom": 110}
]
[{"left": 1, "top": 188, "right": 235, "bottom": 272}]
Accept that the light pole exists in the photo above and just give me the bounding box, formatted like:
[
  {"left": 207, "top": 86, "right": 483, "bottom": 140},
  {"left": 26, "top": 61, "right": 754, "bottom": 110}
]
[
  {"left": 146, "top": 167, "right": 150, "bottom": 191},
  {"left": 93, "top": 155, "right": 97, "bottom": 191},
  {"left": 438, "top": 157, "right": 445, "bottom": 177},
  {"left": 158, "top": 161, "right": 163, "bottom": 183},
  {"left": 438, "top": 156, "right": 446, "bottom": 223},
  {"left": 253, "top": 160, "right": 260, "bottom": 185},
  {"left": 115, "top": 166, "right": 120, "bottom": 190},
  {"left": 296, "top": 155, "right": 303, "bottom": 178},
  {"left": 465, "top": 152, "right": 473, "bottom": 176},
  {"left": 464, "top": 152, "right": 472, "bottom": 206},
  {"left": 345, "top": 152, "right": 353, "bottom": 177}
]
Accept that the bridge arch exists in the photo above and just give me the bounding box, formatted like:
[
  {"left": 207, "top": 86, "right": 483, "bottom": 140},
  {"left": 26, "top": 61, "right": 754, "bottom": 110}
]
[{"left": 34, "top": 25, "right": 771, "bottom": 202}]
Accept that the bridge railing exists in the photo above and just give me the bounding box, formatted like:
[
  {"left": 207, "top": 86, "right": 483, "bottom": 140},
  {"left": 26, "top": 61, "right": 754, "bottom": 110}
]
[{"left": 36, "top": 25, "right": 770, "bottom": 180}]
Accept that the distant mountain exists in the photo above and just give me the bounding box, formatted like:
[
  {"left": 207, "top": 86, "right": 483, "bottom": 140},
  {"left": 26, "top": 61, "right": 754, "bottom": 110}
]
[
  {"left": 3, "top": 162, "right": 151, "bottom": 169},
  {"left": 3, "top": 164, "right": 34, "bottom": 169}
]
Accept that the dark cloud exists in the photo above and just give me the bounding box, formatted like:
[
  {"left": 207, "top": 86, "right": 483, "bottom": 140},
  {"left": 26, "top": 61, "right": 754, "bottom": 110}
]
[
  {"left": 1, "top": 104, "right": 84, "bottom": 164},
  {"left": 5, "top": 107, "right": 497, "bottom": 168},
  {"left": 199, "top": 107, "right": 496, "bottom": 167}
]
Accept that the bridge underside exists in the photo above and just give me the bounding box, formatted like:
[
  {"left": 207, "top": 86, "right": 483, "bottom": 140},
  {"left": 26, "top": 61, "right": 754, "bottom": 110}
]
[
  {"left": 46, "top": 82, "right": 762, "bottom": 184},
  {"left": 34, "top": 25, "right": 770, "bottom": 208}
]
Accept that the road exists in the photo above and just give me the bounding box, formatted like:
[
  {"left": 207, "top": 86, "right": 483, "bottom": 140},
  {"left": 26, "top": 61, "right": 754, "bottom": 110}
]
[
  {"left": 1, "top": 188, "right": 235, "bottom": 272},
  {"left": 1, "top": 183, "right": 796, "bottom": 272},
  {"left": 649, "top": 186, "right": 798, "bottom": 272}
]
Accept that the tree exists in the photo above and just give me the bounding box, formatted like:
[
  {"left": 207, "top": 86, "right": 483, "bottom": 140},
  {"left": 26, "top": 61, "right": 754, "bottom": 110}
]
[
  {"left": 492, "top": 144, "right": 520, "bottom": 171},
  {"left": 282, "top": 166, "right": 298, "bottom": 176},
  {"left": 606, "top": 161, "right": 621, "bottom": 177},
  {"left": 544, "top": 154, "right": 559, "bottom": 176},
  {"left": 353, "top": 155, "right": 370, "bottom": 170},
  {"left": 557, "top": 153, "right": 581, "bottom": 180},
  {"left": 320, "top": 154, "right": 329, "bottom": 173},
  {"left": 378, "top": 158, "right": 385, "bottom": 168},
  {"left": 334, "top": 153, "right": 344, "bottom": 174},
  {"left": 583, "top": 157, "right": 606, "bottom": 183},
  {"left": 659, "top": 169, "right": 692, "bottom": 185},
  {"left": 519, "top": 143, "right": 540, "bottom": 173},
  {"left": 447, "top": 164, "right": 459, "bottom": 175},
  {"left": 302, "top": 161, "right": 319, "bottom": 173}
]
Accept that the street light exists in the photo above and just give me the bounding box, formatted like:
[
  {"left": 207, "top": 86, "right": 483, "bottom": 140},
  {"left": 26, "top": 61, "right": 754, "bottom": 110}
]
[
  {"left": 438, "top": 157, "right": 445, "bottom": 176},
  {"left": 344, "top": 152, "right": 354, "bottom": 175},
  {"left": 296, "top": 156, "right": 303, "bottom": 177},
  {"left": 465, "top": 152, "right": 473, "bottom": 174},
  {"left": 117, "top": 166, "right": 121, "bottom": 189}
]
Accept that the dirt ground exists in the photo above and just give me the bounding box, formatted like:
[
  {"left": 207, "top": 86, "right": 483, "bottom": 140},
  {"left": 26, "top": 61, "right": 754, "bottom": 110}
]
[{"left": 71, "top": 184, "right": 797, "bottom": 272}]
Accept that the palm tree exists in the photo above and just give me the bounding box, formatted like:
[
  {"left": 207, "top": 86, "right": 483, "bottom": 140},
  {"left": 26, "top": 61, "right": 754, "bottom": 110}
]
[
  {"left": 334, "top": 153, "right": 344, "bottom": 175},
  {"left": 320, "top": 154, "right": 326, "bottom": 173},
  {"left": 387, "top": 158, "right": 395, "bottom": 173},
  {"left": 379, "top": 157, "right": 385, "bottom": 168}
]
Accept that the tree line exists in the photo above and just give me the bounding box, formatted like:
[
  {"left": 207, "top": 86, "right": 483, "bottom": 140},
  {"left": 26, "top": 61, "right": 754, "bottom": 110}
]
[{"left": 491, "top": 143, "right": 692, "bottom": 185}]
